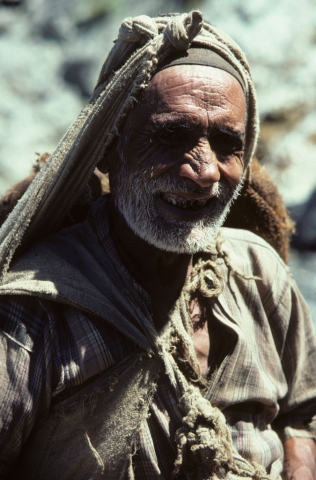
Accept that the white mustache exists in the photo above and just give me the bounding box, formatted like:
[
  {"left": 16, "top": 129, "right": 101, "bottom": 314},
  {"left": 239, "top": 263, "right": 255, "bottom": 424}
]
[{"left": 142, "top": 170, "right": 224, "bottom": 198}]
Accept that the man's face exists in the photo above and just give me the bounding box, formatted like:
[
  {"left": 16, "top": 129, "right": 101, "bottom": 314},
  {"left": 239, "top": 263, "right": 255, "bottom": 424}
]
[{"left": 110, "top": 64, "right": 246, "bottom": 253}]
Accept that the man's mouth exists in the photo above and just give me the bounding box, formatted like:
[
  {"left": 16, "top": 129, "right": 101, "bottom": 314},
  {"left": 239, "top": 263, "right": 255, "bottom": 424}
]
[{"left": 160, "top": 192, "right": 212, "bottom": 211}]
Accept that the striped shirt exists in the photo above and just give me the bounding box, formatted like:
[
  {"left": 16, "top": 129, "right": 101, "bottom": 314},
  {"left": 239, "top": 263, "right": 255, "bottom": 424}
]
[{"left": 0, "top": 196, "right": 315, "bottom": 479}]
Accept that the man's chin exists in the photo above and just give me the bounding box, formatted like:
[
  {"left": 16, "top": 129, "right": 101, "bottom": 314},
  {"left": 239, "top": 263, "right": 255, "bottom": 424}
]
[
  {"left": 128, "top": 221, "right": 221, "bottom": 255},
  {"left": 118, "top": 197, "right": 230, "bottom": 254},
  {"left": 144, "top": 237, "right": 217, "bottom": 255}
]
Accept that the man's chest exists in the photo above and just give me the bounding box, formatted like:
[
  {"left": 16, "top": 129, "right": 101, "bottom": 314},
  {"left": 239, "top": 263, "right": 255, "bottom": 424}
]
[{"left": 189, "top": 296, "right": 211, "bottom": 375}]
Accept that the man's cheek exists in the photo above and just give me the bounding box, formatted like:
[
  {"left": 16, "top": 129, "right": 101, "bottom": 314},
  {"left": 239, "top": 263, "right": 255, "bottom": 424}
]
[
  {"left": 122, "top": 138, "right": 158, "bottom": 169},
  {"left": 219, "top": 156, "right": 244, "bottom": 188},
  {"left": 127, "top": 142, "right": 175, "bottom": 174}
]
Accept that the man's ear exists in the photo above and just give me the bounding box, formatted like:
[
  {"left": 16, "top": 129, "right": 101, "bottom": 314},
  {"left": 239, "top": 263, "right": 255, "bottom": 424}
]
[{"left": 97, "top": 138, "right": 119, "bottom": 174}]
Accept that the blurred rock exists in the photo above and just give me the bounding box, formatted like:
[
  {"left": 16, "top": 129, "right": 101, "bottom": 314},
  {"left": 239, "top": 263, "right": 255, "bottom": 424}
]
[
  {"left": 0, "top": 0, "right": 24, "bottom": 5},
  {"left": 289, "top": 250, "right": 316, "bottom": 329},
  {"left": 290, "top": 189, "right": 316, "bottom": 250},
  {"left": 61, "top": 60, "right": 93, "bottom": 99}
]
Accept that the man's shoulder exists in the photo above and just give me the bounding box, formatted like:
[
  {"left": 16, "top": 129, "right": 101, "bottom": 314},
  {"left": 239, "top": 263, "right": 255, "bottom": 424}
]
[
  {"left": 0, "top": 220, "right": 105, "bottom": 301},
  {"left": 221, "top": 226, "right": 277, "bottom": 248},
  {"left": 0, "top": 218, "right": 129, "bottom": 325},
  {"left": 0, "top": 222, "right": 90, "bottom": 287},
  {"left": 219, "top": 227, "right": 290, "bottom": 284},
  {"left": 0, "top": 223, "right": 100, "bottom": 349},
  {"left": 221, "top": 227, "right": 285, "bottom": 261}
]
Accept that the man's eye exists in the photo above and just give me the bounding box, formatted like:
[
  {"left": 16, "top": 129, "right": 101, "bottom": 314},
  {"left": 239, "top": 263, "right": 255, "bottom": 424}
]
[
  {"left": 211, "top": 134, "right": 243, "bottom": 155},
  {"left": 157, "top": 129, "right": 182, "bottom": 146}
]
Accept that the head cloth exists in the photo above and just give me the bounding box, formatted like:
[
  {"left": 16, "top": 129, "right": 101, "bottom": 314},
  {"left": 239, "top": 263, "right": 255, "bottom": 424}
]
[
  {"left": 0, "top": 10, "right": 259, "bottom": 278},
  {"left": 157, "top": 47, "right": 246, "bottom": 92}
]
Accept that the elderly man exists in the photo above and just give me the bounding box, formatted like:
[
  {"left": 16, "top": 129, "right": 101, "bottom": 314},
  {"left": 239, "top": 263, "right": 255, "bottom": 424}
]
[{"left": 0, "top": 11, "right": 315, "bottom": 480}]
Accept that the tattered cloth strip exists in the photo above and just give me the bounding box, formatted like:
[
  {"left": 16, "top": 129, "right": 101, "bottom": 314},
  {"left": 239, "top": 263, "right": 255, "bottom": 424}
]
[{"left": 0, "top": 11, "right": 259, "bottom": 279}]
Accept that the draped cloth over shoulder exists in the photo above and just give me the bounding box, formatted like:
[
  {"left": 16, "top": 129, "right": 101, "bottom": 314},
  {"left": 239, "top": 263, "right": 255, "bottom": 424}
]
[{"left": 0, "top": 11, "right": 259, "bottom": 279}]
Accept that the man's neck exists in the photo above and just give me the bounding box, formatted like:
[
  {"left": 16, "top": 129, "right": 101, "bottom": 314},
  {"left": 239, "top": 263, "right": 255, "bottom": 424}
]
[{"left": 108, "top": 200, "right": 193, "bottom": 327}]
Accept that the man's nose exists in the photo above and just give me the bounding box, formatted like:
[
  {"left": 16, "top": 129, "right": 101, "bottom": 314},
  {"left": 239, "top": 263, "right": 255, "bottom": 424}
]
[{"left": 179, "top": 139, "right": 220, "bottom": 188}]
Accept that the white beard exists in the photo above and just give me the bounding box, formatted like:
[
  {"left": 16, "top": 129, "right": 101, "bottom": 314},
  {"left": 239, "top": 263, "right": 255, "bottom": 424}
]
[{"left": 111, "top": 152, "right": 243, "bottom": 254}]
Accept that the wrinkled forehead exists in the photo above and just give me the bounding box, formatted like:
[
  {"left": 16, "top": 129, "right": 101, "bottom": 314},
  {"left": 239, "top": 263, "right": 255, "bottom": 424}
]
[
  {"left": 139, "top": 64, "right": 246, "bottom": 116},
  {"left": 121, "top": 64, "right": 246, "bottom": 137}
]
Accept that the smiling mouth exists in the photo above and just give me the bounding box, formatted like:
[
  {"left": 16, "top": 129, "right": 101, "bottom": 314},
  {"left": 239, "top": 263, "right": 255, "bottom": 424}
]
[{"left": 160, "top": 192, "right": 213, "bottom": 211}]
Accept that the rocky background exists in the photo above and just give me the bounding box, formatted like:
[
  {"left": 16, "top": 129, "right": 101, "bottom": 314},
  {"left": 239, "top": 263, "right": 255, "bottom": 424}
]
[{"left": 1, "top": 0, "right": 316, "bottom": 324}]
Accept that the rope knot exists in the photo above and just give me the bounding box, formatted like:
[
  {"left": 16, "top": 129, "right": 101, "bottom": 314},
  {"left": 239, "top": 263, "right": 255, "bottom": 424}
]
[
  {"left": 185, "top": 257, "right": 225, "bottom": 299},
  {"left": 172, "top": 389, "right": 272, "bottom": 479},
  {"left": 118, "top": 15, "right": 159, "bottom": 43},
  {"left": 173, "top": 389, "right": 233, "bottom": 477},
  {"left": 163, "top": 11, "right": 203, "bottom": 51}
]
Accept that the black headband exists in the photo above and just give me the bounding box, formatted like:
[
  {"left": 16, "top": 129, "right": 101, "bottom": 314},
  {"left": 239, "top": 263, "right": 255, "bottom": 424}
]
[{"left": 157, "top": 48, "right": 246, "bottom": 92}]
